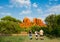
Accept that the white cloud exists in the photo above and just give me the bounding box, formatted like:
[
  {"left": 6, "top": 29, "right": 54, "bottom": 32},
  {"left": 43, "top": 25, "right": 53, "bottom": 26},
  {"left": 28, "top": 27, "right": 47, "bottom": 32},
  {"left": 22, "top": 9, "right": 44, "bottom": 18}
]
[
  {"left": 38, "top": 5, "right": 60, "bottom": 21},
  {"left": 45, "top": 5, "right": 49, "bottom": 7},
  {"left": 48, "top": 0, "right": 58, "bottom": 5},
  {"left": 33, "top": 3, "right": 38, "bottom": 8},
  {"left": 43, "top": 5, "right": 60, "bottom": 18},
  {"left": 1, "top": 12, "right": 12, "bottom": 16},
  {"left": 6, "top": 13, "right": 12, "bottom": 15},
  {"left": 10, "top": 0, "right": 31, "bottom": 8},
  {"left": 37, "top": 9, "right": 43, "bottom": 14},
  {"left": 47, "top": 5, "right": 60, "bottom": 14},
  {"left": 0, "top": 6, "right": 3, "bottom": 9},
  {"left": 20, "top": 10, "right": 32, "bottom": 15},
  {"left": 8, "top": 5, "right": 14, "bottom": 8}
]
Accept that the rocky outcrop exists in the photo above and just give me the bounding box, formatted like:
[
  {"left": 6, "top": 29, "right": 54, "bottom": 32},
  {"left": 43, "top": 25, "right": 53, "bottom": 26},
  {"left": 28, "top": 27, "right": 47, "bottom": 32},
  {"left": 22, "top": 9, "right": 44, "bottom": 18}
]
[
  {"left": 33, "top": 18, "right": 46, "bottom": 26},
  {"left": 20, "top": 17, "right": 32, "bottom": 27},
  {"left": 20, "top": 17, "right": 46, "bottom": 28}
]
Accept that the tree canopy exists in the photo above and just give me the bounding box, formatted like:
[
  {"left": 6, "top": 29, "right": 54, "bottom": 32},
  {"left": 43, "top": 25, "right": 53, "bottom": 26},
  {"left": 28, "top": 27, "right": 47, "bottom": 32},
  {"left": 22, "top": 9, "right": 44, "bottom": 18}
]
[
  {"left": 0, "top": 16, "right": 22, "bottom": 34},
  {"left": 45, "top": 14, "right": 60, "bottom": 37},
  {"left": 1, "top": 16, "right": 22, "bottom": 23}
]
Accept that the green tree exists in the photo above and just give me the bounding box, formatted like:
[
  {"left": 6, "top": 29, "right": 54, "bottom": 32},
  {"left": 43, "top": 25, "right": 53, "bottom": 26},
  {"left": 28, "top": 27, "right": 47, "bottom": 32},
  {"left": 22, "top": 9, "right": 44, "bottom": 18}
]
[
  {"left": 30, "top": 25, "right": 41, "bottom": 33},
  {"left": 0, "top": 21, "right": 21, "bottom": 34},
  {"left": 0, "top": 16, "right": 22, "bottom": 34},
  {"left": 45, "top": 14, "right": 60, "bottom": 37},
  {"left": 1, "top": 16, "right": 22, "bottom": 23}
]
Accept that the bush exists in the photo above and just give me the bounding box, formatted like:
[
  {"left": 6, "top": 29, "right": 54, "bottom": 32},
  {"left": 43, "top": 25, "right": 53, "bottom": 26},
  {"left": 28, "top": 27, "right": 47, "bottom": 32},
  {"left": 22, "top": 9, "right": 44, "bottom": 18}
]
[
  {"left": 45, "top": 14, "right": 60, "bottom": 37},
  {"left": 30, "top": 25, "right": 40, "bottom": 33},
  {"left": 0, "top": 21, "right": 21, "bottom": 34}
]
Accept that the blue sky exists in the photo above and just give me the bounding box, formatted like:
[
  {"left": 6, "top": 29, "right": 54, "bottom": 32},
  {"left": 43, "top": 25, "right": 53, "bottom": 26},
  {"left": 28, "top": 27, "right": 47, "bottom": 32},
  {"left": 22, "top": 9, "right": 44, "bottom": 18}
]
[{"left": 0, "top": 0, "right": 60, "bottom": 21}]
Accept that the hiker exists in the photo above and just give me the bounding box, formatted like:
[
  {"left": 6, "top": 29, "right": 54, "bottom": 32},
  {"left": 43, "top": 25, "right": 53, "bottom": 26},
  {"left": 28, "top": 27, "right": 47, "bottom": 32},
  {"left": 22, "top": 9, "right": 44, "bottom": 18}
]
[
  {"left": 35, "top": 31, "right": 38, "bottom": 40},
  {"left": 39, "top": 29, "right": 44, "bottom": 40},
  {"left": 29, "top": 30, "right": 32, "bottom": 40}
]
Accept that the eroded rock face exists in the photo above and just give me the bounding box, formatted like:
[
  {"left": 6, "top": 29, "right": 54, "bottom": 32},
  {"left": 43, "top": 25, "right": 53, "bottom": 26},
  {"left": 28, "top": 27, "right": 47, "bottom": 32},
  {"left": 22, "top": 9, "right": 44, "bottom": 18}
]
[
  {"left": 20, "top": 17, "right": 31, "bottom": 27},
  {"left": 20, "top": 17, "right": 46, "bottom": 28},
  {"left": 33, "top": 18, "right": 46, "bottom": 26}
]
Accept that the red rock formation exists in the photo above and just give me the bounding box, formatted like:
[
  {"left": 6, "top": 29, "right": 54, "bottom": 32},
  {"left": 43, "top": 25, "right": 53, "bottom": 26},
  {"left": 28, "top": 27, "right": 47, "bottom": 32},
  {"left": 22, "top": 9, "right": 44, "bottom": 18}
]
[
  {"left": 33, "top": 18, "right": 46, "bottom": 27},
  {"left": 20, "top": 17, "right": 46, "bottom": 28},
  {"left": 33, "top": 18, "right": 37, "bottom": 25},
  {"left": 20, "top": 17, "right": 31, "bottom": 27}
]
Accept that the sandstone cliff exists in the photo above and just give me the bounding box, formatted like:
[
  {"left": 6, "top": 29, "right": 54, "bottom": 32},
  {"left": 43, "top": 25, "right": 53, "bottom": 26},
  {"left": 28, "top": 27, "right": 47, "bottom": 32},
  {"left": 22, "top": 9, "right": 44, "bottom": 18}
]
[{"left": 20, "top": 17, "right": 46, "bottom": 28}]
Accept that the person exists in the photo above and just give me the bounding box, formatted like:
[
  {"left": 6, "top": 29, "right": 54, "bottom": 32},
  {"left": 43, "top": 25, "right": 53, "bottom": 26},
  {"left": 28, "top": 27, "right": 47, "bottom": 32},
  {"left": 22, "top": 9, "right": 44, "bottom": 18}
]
[
  {"left": 39, "top": 29, "right": 44, "bottom": 40},
  {"left": 29, "top": 30, "right": 32, "bottom": 40},
  {"left": 35, "top": 31, "right": 38, "bottom": 40}
]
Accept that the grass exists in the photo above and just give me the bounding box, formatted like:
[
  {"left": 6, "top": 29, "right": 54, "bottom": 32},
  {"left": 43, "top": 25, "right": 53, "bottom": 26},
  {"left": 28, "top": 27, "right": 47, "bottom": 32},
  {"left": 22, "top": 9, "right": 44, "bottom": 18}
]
[
  {"left": 24, "top": 35, "right": 60, "bottom": 42},
  {"left": 0, "top": 34, "right": 60, "bottom": 42},
  {"left": 0, "top": 36, "right": 25, "bottom": 42}
]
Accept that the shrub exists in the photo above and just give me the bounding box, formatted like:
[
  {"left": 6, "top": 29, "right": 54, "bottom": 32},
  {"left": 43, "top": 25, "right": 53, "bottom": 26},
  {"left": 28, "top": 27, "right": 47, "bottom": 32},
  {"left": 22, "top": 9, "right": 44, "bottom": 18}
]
[{"left": 0, "top": 21, "right": 21, "bottom": 34}]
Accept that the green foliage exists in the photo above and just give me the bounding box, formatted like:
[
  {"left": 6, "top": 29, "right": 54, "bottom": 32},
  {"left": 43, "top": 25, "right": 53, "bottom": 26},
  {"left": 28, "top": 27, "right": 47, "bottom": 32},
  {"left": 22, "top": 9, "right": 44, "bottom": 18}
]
[
  {"left": 30, "top": 25, "right": 48, "bottom": 34},
  {"left": 1, "top": 16, "right": 22, "bottom": 23},
  {"left": 0, "top": 21, "right": 21, "bottom": 34},
  {"left": 45, "top": 14, "right": 60, "bottom": 37},
  {"left": 41, "top": 27, "right": 49, "bottom": 35},
  {"left": 30, "top": 25, "right": 41, "bottom": 33},
  {"left": 0, "top": 16, "right": 22, "bottom": 34}
]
